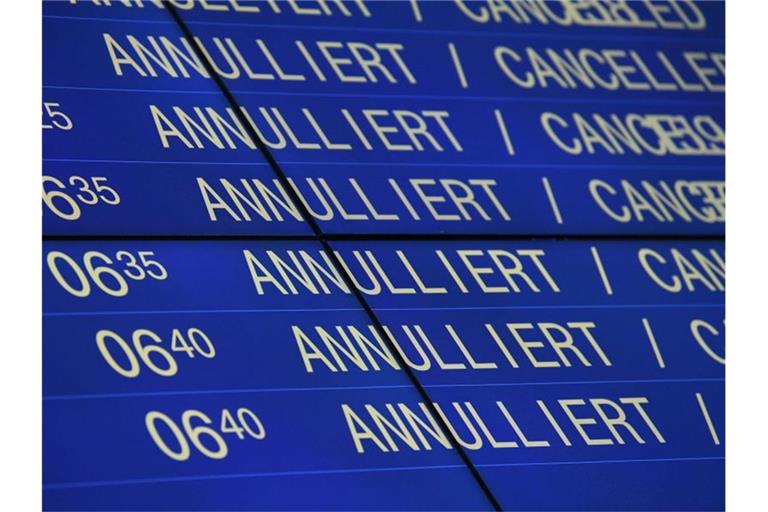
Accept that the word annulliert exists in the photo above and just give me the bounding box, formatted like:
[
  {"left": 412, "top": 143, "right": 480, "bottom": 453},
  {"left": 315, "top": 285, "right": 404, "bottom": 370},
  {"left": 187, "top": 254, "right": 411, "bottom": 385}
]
[
  {"left": 342, "top": 395, "right": 666, "bottom": 453},
  {"left": 198, "top": 176, "right": 511, "bottom": 223}
]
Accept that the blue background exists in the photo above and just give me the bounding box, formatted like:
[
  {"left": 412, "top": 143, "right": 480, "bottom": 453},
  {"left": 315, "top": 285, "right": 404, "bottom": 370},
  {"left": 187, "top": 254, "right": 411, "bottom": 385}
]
[{"left": 43, "top": 1, "right": 725, "bottom": 510}]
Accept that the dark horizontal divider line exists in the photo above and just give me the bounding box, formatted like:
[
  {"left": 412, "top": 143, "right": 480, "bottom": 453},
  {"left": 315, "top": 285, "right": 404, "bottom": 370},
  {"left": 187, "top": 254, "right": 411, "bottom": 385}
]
[
  {"left": 43, "top": 14, "right": 725, "bottom": 45},
  {"left": 43, "top": 234, "right": 317, "bottom": 242},
  {"left": 43, "top": 233, "right": 725, "bottom": 242},
  {"left": 42, "top": 83, "right": 725, "bottom": 106},
  {"left": 165, "top": 5, "right": 507, "bottom": 510}
]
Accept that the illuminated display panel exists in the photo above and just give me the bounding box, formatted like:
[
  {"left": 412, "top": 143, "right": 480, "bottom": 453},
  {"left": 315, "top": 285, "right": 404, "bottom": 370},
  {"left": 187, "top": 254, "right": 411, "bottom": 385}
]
[{"left": 42, "top": 1, "right": 725, "bottom": 510}]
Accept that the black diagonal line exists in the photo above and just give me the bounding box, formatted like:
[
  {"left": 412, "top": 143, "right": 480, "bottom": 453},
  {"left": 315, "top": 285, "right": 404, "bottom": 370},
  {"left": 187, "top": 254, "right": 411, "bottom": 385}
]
[{"left": 164, "top": 4, "right": 502, "bottom": 510}]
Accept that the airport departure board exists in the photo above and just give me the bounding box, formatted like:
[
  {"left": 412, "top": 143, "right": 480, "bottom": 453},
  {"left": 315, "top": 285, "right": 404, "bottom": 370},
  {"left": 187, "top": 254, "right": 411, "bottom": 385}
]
[{"left": 42, "top": 1, "right": 725, "bottom": 510}]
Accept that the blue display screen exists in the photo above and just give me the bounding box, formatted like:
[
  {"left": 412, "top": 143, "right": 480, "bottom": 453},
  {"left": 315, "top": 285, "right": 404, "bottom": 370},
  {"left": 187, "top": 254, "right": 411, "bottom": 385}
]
[{"left": 42, "top": 1, "right": 725, "bottom": 510}]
